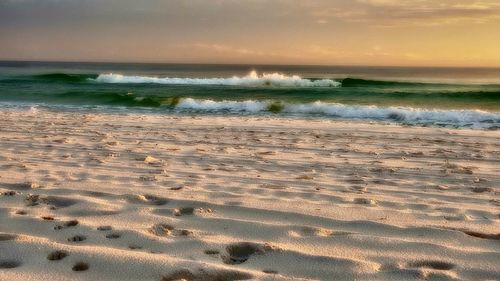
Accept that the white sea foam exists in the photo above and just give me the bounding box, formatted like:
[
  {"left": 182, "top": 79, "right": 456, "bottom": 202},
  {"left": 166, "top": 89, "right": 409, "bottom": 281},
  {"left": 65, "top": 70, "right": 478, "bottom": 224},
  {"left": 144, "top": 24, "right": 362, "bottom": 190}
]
[
  {"left": 177, "top": 98, "right": 266, "bottom": 112},
  {"left": 94, "top": 71, "right": 340, "bottom": 87},
  {"left": 285, "top": 101, "right": 499, "bottom": 124},
  {"left": 172, "top": 98, "right": 500, "bottom": 127},
  {"left": 29, "top": 105, "right": 39, "bottom": 113}
]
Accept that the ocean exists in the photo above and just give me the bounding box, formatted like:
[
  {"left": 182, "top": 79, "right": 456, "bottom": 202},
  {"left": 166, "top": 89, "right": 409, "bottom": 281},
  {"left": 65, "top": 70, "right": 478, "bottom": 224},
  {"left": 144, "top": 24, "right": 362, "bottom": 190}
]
[{"left": 1, "top": 61, "right": 499, "bottom": 129}]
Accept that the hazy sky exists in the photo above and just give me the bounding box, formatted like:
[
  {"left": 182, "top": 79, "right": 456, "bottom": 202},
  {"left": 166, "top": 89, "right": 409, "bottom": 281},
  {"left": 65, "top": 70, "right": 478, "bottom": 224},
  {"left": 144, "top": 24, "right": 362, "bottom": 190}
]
[{"left": 1, "top": 0, "right": 500, "bottom": 66}]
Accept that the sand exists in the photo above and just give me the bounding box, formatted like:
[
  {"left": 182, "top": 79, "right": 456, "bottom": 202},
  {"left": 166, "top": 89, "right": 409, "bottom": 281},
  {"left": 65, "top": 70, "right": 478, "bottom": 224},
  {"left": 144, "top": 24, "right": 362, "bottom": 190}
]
[{"left": 0, "top": 108, "right": 499, "bottom": 281}]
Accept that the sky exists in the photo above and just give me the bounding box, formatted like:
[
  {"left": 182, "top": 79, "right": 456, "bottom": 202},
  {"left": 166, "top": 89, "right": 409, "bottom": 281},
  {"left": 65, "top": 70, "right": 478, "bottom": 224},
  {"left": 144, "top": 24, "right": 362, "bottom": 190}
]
[{"left": 1, "top": 0, "right": 500, "bottom": 67}]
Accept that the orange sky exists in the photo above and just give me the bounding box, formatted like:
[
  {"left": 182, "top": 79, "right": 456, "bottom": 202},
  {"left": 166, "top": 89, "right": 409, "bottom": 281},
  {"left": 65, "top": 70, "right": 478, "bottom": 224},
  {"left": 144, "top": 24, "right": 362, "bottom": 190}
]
[{"left": 1, "top": 0, "right": 500, "bottom": 67}]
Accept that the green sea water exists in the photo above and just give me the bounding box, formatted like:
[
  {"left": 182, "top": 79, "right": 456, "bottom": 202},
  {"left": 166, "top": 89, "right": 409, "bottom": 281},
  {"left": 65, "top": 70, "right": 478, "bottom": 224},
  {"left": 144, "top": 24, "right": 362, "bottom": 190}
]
[{"left": 1, "top": 61, "right": 499, "bottom": 128}]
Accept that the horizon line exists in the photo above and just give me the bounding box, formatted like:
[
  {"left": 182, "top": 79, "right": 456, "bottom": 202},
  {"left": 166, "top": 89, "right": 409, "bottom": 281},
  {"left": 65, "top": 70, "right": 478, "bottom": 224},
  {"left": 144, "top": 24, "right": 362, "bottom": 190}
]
[{"left": 1, "top": 59, "right": 500, "bottom": 70}]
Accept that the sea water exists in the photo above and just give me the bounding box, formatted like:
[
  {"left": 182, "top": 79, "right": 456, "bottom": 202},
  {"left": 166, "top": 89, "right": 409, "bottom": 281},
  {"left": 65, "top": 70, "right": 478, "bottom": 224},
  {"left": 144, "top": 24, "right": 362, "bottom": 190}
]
[{"left": 0, "top": 61, "right": 499, "bottom": 129}]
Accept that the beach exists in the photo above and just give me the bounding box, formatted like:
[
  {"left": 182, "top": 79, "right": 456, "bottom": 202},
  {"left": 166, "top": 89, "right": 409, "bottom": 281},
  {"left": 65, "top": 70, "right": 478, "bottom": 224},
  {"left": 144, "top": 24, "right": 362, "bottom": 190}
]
[
  {"left": 2, "top": 0, "right": 500, "bottom": 279},
  {"left": 1, "top": 108, "right": 499, "bottom": 281}
]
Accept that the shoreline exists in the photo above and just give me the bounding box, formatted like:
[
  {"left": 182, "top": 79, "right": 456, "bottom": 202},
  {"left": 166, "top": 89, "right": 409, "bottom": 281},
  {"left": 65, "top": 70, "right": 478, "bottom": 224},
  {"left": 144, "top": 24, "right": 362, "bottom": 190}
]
[
  {"left": 0, "top": 104, "right": 499, "bottom": 131},
  {"left": 0, "top": 109, "right": 499, "bottom": 280}
]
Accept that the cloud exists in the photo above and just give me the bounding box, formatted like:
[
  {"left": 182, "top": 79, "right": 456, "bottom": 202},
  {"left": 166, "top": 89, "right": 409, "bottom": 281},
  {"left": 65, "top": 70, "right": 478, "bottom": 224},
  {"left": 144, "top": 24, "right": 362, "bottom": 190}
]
[
  {"left": 174, "top": 42, "right": 306, "bottom": 61},
  {"left": 184, "top": 43, "right": 266, "bottom": 56},
  {"left": 342, "top": 0, "right": 500, "bottom": 26},
  {"left": 1, "top": 0, "right": 499, "bottom": 66},
  {"left": 2, "top": 0, "right": 499, "bottom": 28},
  {"left": 299, "top": 0, "right": 500, "bottom": 26}
]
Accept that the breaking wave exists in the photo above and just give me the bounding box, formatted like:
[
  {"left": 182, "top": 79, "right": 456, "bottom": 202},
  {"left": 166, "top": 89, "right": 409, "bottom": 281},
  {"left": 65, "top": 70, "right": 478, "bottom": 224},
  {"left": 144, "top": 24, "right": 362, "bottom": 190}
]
[
  {"left": 174, "top": 98, "right": 499, "bottom": 128},
  {"left": 34, "top": 73, "right": 98, "bottom": 82},
  {"left": 94, "top": 71, "right": 340, "bottom": 87}
]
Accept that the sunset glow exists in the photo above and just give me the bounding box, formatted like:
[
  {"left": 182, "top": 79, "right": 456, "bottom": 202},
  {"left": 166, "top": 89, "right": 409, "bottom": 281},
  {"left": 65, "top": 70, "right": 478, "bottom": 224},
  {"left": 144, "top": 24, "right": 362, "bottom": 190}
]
[{"left": 1, "top": 0, "right": 499, "bottom": 66}]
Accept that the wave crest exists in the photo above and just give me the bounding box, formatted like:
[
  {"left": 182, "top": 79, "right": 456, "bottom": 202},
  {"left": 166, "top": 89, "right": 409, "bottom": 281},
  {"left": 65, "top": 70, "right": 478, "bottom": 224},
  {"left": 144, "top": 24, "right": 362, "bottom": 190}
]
[
  {"left": 285, "top": 101, "right": 498, "bottom": 123},
  {"left": 177, "top": 98, "right": 266, "bottom": 112},
  {"left": 34, "top": 73, "right": 98, "bottom": 82},
  {"left": 94, "top": 71, "right": 340, "bottom": 87},
  {"left": 174, "top": 98, "right": 499, "bottom": 128}
]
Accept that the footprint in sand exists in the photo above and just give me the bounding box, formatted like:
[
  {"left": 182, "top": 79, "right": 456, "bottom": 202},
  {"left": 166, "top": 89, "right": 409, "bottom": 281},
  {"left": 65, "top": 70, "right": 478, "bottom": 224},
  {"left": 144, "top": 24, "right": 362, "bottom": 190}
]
[
  {"left": 2, "top": 191, "right": 18, "bottom": 196},
  {"left": 380, "top": 260, "right": 455, "bottom": 280},
  {"left": 471, "top": 187, "right": 494, "bottom": 193},
  {"left": 408, "top": 260, "right": 455, "bottom": 270},
  {"left": 0, "top": 233, "right": 17, "bottom": 241},
  {"left": 68, "top": 235, "right": 86, "bottom": 242},
  {"left": 127, "top": 194, "right": 168, "bottom": 206},
  {"left": 24, "top": 194, "right": 40, "bottom": 206},
  {"left": 149, "top": 223, "right": 174, "bottom": 236},
  {"left": 46, "top": 196, "right": 79, "bottom": 208},
  {"left": 105, "top": 233, "right": 121, "bottom": 239},
  {"left": 162, "top": 268, "right": 252, "bottom": 281},
  {"left": 97, "top": 225, "right": 112, "bottom": 231},
  {"left": 0, "top": 260, "right": 21, "bottom": 269},
  {"left": 65, "top": 220, "right": 79, "bottom": 227},
  {"left": 54, "top": 220, "right": 79, "bottom": 230},
  {"left": 221, "top": 242, "right": 278, "bottom": 265},
  {"left": 204, "top": 249, "right": 220, "bottom": 256},
  {"left": 444, "top": 214, "right": 470, "bottom": 221},
  {"left": 288, "top": 226, "right": 335, "bottom": 238},
  {"left": 149, "top": 223, "right": 192, "bottom": 237},
  {"left": 173, "top": 207, "right": 195, "bottom": 216},
  {"left": 353, "top": 198, "right": 377, "bottom": 206},
  {"left": 72, "top": 262, "right": 89, "bottom": 272},
  {"left": 47, "top": 250, "right": 68, "bottom": 261},
  {"left": 24, "top": 195, "right": 78, "bottom": 208}
]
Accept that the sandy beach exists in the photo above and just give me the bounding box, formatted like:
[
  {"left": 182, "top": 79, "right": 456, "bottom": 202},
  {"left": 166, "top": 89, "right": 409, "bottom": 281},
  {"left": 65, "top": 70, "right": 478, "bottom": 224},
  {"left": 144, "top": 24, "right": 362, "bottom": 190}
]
[{"left": 0, "top": 108, "right": 499, "bottom": 281}]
